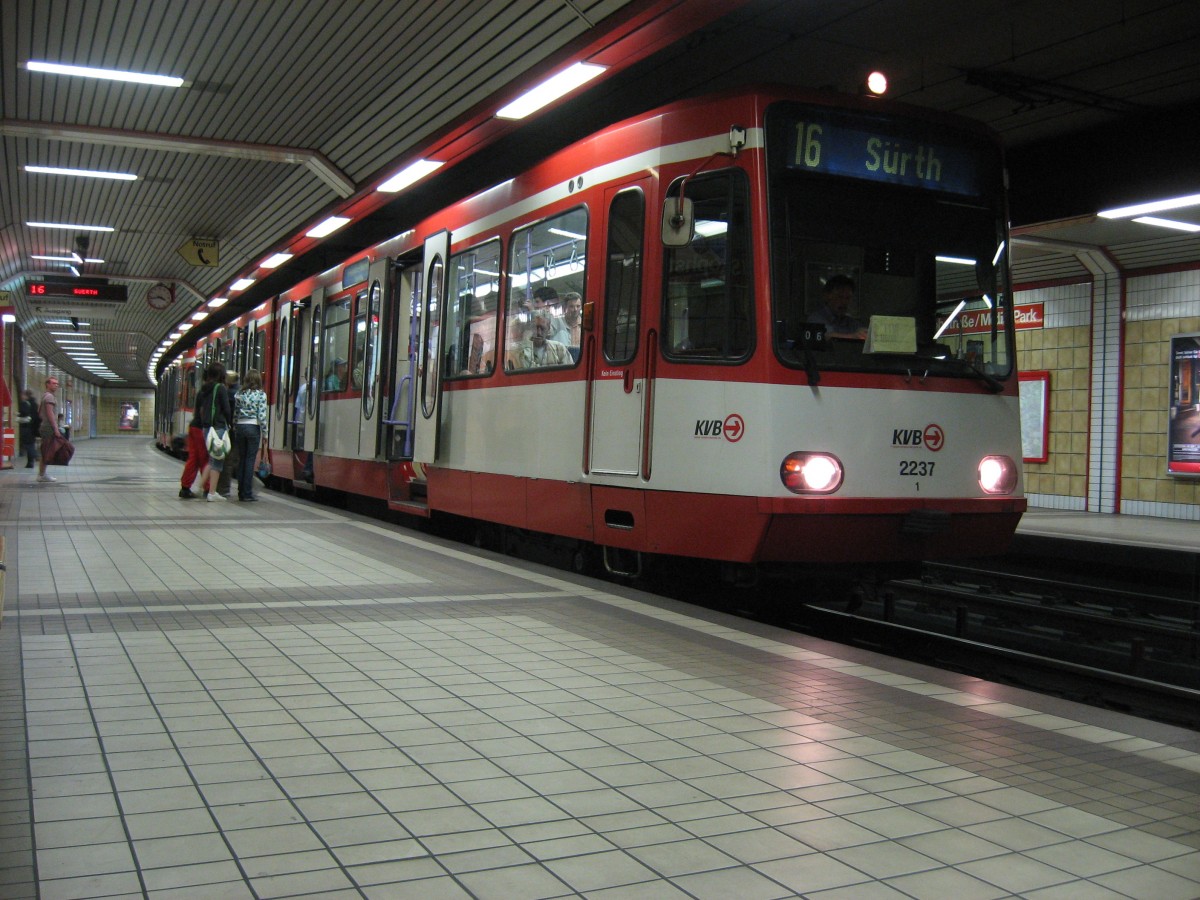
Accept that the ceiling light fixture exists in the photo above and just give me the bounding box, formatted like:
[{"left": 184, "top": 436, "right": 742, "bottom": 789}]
[
  {"left": 25, "top": 165, "right": 137, "bottom": 181},
  {"left": 1098, "top": 192, "right": 1200, "bottom": 219},
  {"left": 230, "top": 278, "right": 255, "bottom": 291},
  {"left": 208, "top": 297, "right": 228, "bottom": 308},
  {"left": 26, "top": 60, "right": 184, "bottom": 88},
  {"left": 1131, "top": 216, "right": 1200, "bottom": 233},
  {"left": 377, "top": 159, "right": 443, "bottom": 193},
  {"left": 27, "top": 221, "right": 114, "bottom": 232},
  {"left": 262, "top": 253, "right": 293, "bottom": 268},
  {"left": 495, "top": 62, "right": 606, "bottom": 119},
  {"left": 306, "top": 216, "right": 351, "bottom": 238}
]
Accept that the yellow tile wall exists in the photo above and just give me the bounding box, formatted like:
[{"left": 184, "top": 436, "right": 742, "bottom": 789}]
[
  {"left": 97, "top": 392, "right": 155, "bottom": 436},
  {"left": 1017, "top": 324, "right": 1089, "bottom": 499},
  {"left": 1122, "top": 317, "right": 1200, "bottom": 505}
]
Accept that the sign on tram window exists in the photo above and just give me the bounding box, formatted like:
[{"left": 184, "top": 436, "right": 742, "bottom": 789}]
[
  {"left": 1168, "top": 333, "right": 1200, "bottom": 475},
  {"left": 773, "top": 105, "right": 998, "bottom": 198}
]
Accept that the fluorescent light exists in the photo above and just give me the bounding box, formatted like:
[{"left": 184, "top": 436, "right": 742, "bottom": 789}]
[
  {"left": 549, "top": 228, "right": 586, "bottom": 240},
  {"left": 208, "top": 297, "right": 228, "bottom": 308},
  {"left": 306, "top": 216, "right": 351, "bottom": 238},
  {"left": 67, "top": 266, "right": 80, "bottom": 277},
  {"left": 2, "top": 314, "right": 15, "bottom": 323},
  {"left": 25, "top": 164, "right": 137, "bottom": 181},
  {"left": 27, "top": 221, "right": 114, "bottom": 232},
  {"left": 27, "top": 60, "right": 184, "bottom": 88},
  {"left": 1132, "top": 216, "right": 1200, "bottom": 233},
  {"left": 191, "top": 311, "right": 209, "bottom": 322},
  {"left": 936, "top": 255, "right": 976, "bottom": 266},
  {"left": 32, "top": 255, "right": 76, "bottom": 262},
  {"left": 262, "top": 253, "right": 293, "bottom": 268},
  {"left": 230, "top": 278, "right": 255, "bottom": 291},
  {"left": 1098, "top": 192, "right": 1200, "bottom": 219},
  {"left": 377, "top": 159, "right": 443, "bottom": 193},
  {"left": 170, "top": 332, "right": 183, "bottom": 340},
  {"left": 495, "top": 62, "right": 606, "bottom": 119},
  {"left": 51, "top": 331, "right": 90, "bottom": 336},
  {"left": 934, "top": 301, "right": 967, "bottom": 340},
  {"left": 991, "top": 241, "right": 1006, "bottom": 266}
]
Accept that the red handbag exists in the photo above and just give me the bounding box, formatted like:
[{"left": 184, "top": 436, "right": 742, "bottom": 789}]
[{"left": 43, "top": 433, "right": 75, "bottom": 466}]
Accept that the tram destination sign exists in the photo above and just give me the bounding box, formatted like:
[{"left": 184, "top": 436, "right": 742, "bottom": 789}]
[
  {"left": 772, "top": 105, "right": 998, "bottom": 198},
  {"left": 25, "top": 278, "right": 127, "bottom": 303}
]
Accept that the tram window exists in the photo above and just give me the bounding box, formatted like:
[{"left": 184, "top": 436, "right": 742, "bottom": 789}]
[
  {"left": 276, "top": 317, "right": 290, "bottom": 415},
  {"left": 604, "top": 189, "right": 644, "bottom": 365},
  {"left": 445, "top": 240, "right": 501, "bottom": 379},
  {"left": 505, "top": 207, "right": 587, "bottom": 371},
  {"left": 351, "top": 290, "right": 367, "bottom": 389},
  {"left": 361, "top": 280, "right": 382, "bottom": 418},
  {"left": 662, "top": 170, "right": 753, "bottom": 361},
  {"left": 322, "top": 294, "right": 352, "bottom": 392}
]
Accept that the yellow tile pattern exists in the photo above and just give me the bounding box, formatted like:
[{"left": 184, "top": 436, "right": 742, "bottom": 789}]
[
  {"left": 1017, "top": 325, "right": 1090, "bottom": 499},
  {"left": 1123, "top": 318, "right": 1200, "bottom": 504}
]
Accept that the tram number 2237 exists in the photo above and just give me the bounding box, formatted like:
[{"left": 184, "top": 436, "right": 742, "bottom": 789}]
[{"left": 899, "top": 461, "right": 935, "bottom": 477}]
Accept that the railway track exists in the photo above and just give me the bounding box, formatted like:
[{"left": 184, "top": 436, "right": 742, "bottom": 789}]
[{"left": 789, "top": 560, "right": 1200, "bottom": 730}]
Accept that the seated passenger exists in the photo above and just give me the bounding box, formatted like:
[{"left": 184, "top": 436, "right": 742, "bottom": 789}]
[
  {"left": 507, "top": 312, "right": 574, "bottom": 369},
  {"left": 324, "top": 358, "right": 348, "bottom": 391},
  {"left": 808, "top": 274, "right": 867, "bottom": 339}
]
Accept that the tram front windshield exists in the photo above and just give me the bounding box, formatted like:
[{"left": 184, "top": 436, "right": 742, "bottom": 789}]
[{"left": 766, "top": 105, "right": 1014, "bottom": 382}]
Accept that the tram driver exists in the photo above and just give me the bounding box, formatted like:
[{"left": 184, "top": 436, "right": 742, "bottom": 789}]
[{"left": 809, "top": 274, "right": 867, "bottom": 339}]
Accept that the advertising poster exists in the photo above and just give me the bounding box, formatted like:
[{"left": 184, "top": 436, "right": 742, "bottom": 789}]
[{"left": 1168, "top": 333, "right": 1200, "bottom": 474}]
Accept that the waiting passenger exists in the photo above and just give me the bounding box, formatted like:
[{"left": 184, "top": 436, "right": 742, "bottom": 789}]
[
  {"left": 533, "top": 286, "right": 572, "bottom": 346},
  {"left": 324, "top": 358, "right": 348, "bottom": 391},
  {"left": 809, "top": 274, "right": 867, "bottom": 339},
  {"left": 507, "top": 312, "right": 574, "bottom": 369},
  {"left": 562, "top": 292, "right": 583, "bottom": 360}
]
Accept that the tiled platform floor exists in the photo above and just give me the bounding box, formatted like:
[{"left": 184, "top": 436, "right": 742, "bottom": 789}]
[{"left": 2, "top": 437, "right": 1199, "bottom": 899}]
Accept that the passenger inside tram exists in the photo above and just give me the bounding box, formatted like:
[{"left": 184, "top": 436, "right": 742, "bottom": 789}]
[{"left": 506, "top": 311, "right": 574, "bottom": 369}]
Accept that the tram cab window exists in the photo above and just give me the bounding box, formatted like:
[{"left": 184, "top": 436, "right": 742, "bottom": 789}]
[
  {"left": 444, "top": 240, "right": 501, "bottom": 378},
  {"left": 662, "top": 170, "right": 753, "bottom": 361},
  {"left": 505, "top": 207, "right": 587, "bottom": 372}
]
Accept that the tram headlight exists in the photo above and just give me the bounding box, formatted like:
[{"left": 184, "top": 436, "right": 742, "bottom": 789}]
[
  {"left": 781, "top": 452, "right": 843, "bottom": 494},
  {"left": 978, "top": 455, "right": 1018, "bottom": 494}
]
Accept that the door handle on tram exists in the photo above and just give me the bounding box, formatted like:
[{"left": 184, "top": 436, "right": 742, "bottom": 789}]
[{"left": 623, "top": 369, "right": 634, "bottom": 394}]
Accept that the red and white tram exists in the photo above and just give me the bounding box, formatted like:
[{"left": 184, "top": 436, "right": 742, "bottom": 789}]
[{"left": 163, "top": 85, "right": 1026, "bottom": 573}]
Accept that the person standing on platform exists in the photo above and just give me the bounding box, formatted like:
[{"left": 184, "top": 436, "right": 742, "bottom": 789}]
[
  {"left": 215, "top": 370, "right": 240, "bottom": 498},
  {"left": 232, "top": 369, "right": 268, "bottom": 502},
  {"left": 180, "top": 362, "right": 224, "bottom": 499},
  {"left": 36, "top": 376, "right": 61, "bottom": 483},
  {"left": 18, "top": 388, "right": 40, "bottom": 469}
]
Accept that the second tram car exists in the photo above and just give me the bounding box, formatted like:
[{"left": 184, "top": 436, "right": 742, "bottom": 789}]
[{"left": 161, "top": 85, "right": 1026, "bottom": 574}]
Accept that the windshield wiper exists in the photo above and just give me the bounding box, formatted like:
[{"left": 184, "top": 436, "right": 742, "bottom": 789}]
[{"left": 938, "top": 355, "right": 1004, "bottom": 393}]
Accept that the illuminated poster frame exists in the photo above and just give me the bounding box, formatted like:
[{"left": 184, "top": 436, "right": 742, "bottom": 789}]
[
  {"left": 1018, "top": 370, "right": 1050, "bottom": 464},
  {"left": 1168, "top": 333, "right": 1200, "bottom": 475}
]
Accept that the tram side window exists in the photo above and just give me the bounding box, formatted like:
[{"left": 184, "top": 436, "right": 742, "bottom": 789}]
[
  {"left": 663, "top": 170, "right": 753, "bottom": 361},
  {"left": 505, "top": 207, "right": 587, "bottom": 371},
  {"left": 444, "top": 239, "right": 501, "bottom": 379},
  {"left": 322, "top": 295, "right": 352, "bottom": 392},
  {"left": 604, "top": 188, "right": 645, "bottom": 365},
  {"left": 351, "top": 290, "right": 367, "bottom": 388}
]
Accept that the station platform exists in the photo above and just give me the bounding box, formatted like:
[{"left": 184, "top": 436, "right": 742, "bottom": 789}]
[{"left": 2, "top": 439, "right": 1199, "bottom": 899}]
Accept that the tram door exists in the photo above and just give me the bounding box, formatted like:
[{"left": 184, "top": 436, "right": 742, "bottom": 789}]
[
  {"left": 353, "top": 259, "right": 389, "bottom": 460},
  {"left": 589, "top": 181, "right": 652, "bottom": 477},
  {"left": 269, "top": 298, "right": 299, "bottom": 467},
  {"left": 383, "top": 255, "right": 422, "bottom": 464},
  {"left": 412, "top": 231, "right": 449, "bottom": 471},
  {"left": 293, "top": 288, "right": 324, "bottom": 486}
]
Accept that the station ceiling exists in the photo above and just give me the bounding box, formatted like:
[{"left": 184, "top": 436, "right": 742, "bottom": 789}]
[{"left": 3, "top": 0, "right": 1199, "bottom": 389}]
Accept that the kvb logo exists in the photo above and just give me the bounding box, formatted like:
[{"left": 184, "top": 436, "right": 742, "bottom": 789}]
[
  {"left": 694, "top": 413, "right": 746, "bottom": 442},
  {"left": 892, "top": 423, "right": 945, "bottom": 451}
]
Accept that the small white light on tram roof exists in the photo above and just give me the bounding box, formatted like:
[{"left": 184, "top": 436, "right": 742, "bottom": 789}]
[{"left": 865, "top": 71, "right": 888, "bottom": 96}]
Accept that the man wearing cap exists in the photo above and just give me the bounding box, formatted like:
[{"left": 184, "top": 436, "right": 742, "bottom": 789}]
[{"left": 324, "top": 358, "right": 348, "bottom": 391}]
